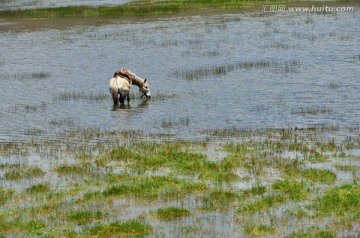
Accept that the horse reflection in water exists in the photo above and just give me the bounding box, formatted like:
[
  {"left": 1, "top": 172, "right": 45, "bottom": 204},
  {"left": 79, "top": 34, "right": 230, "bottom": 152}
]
[{"left": 109, "top": 68, "right": 151, "bottom": 106}]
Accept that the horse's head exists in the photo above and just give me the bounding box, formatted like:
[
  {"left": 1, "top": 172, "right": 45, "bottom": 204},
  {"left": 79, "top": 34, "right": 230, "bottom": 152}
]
[{"left": 140, "top": 79, "right": 151, "bottom": 99}]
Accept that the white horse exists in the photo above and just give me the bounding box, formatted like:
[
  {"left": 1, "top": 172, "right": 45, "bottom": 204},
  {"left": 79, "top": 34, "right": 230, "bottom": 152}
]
[{"left": 109, "top": 68, "right": 151, "bottom": 105}]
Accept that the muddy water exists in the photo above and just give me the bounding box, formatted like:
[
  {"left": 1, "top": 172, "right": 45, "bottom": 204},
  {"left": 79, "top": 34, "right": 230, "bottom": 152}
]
[{"left": 0, "top": 6, "right": 360, "bottom": 141}]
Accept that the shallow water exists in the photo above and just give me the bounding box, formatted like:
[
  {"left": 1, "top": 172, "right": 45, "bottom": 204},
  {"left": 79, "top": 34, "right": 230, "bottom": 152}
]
[{"left": 0, "top": 5, "right": 360, "bottom": 141}]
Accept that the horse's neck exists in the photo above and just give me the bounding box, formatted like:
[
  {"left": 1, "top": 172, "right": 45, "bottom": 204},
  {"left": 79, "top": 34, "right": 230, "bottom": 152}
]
[{"left": 131, "top": 75, "right": 144, "bottom": 88}]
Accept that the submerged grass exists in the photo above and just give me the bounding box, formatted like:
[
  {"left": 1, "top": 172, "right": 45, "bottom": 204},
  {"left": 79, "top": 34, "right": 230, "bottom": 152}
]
[{"left": 54, "top": 92, "right": 109, "bottom": 101}]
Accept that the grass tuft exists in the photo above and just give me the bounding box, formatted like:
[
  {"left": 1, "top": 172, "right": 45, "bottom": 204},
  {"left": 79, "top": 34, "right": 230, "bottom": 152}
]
[
  {"left": 4, "top": 166, "right": 45, "bottom": 180},
  {"left": 272, "top": 179, "right": 308, "bottom": 200},
  {"left": 26, "top": 183, "right": 50, "bottom": 194},
  {"left": 84, "top": 219, "right": 152, "bottom": 237},
  {"left": 314, "top": 184, "right": 360, "bottom": 218},
  {"left": 244, "top": 223, "right": 276, "bottom": 236},
  {"left": 155, "top": 207, "right": 190, "bottom": 220},
  {"left": 0, "top": 188, "right": 14, "bottom": 205},
  {"left": 66, "top": 210, "right": 103, "bottom": 225},
  {"left": 301, "top": 169, "right": 336, "bottom": 184}
]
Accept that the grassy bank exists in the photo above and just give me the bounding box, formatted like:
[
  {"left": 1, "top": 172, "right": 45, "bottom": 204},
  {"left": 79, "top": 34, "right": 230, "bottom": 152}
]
[
  {"left": 0, "top": 0, "right": 289, "bottom": 18},
  {"left": 1, "top": 127, "right": 360, "bottom": 236}
]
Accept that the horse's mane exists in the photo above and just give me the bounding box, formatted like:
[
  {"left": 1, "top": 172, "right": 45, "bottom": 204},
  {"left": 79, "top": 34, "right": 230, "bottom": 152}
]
[{"left": 118, "top": 71, "right": 131, "bottom": 81}]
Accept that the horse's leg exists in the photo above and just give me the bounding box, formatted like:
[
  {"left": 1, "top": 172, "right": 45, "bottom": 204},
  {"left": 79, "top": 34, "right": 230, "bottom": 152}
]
[
  {"left": 127, "top": 92, "right": 130, "bottom": 104},
  {"left": 119, "top": 93, "right": 125, "bottom": 104},
  {"left": 111, "top": 87, "right": 119, "bottom": 105}
]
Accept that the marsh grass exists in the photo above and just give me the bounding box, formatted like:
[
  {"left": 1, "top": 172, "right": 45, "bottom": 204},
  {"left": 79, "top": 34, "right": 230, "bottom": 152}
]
[
  {"left": 240, "top": 195, "right": 286, "bottom": 213},
  {"left": 0, "top": 0, "right": 289, "bottom": 18},
  {"left": 335, "top": 164, "right": 358, "bottom": 172},
  {"left": 161, "top": 117, "right": 190, "bottom": 128},
  {"left": 244, "top": 223, "right": 276, "bottom": 236},
  {"left": 0, "top": 219, "right": 46, "bottom": 236},
  {"left": 66, "top": 210, "right": 103, "bottom": 225},
  {"left": 4, "top": 166, "right": 45, "bottom": 180},
  {"left": 102, "top": 176, "right": 207, "bottom": 198},
  {"left": 0, "top": 72, "right": 50, "bottom": 80},
  {"left": 55, "top": 163, "right": 101, "bottom": 179},
  {"left": 0, "top": 188, "right": 14, "bottom": 205},
  {"left": 296, "top": 106, "right": 333, "bottom": 116},
  {"left": 1, "top": 127, "right": 360, "bottom": 237},
  {"left": 301, "top": 168, "right": 336, "bottom": 184},
  {"left": 54, "top": 92, "right": 108, "bottom": 101},
  {"left": 84, "top": 219, "right": 152, "bottom": 237},
  {"left": 202, "top": 190, "right": 239, "bottom": 210},
  {"left": 287, "top": 228, "right": 337, "bottom": 238},
  {"left": 104, "top": 144, "right": 237, "bottom": 183},
  {"left": 154, "top": 207, "right": 190, "bottom": 220},
  {"left": 49, "top": 118, "right": 75, "bottom": 127},
  {"left": 173, "top": 59, "right": 300, "bottom": 80},
  {"left": 272, "top": 179, "right": 309, "bottom": 200},
  {"left": 13, "top": 103, "right": 46, "bottom": 113},
  {"left": 26, "top": 183, "right": 50, "bottom": 194},
  {"left": 151, "top": 92, "right": 178, "bottom": 101},
  {"left": 314, "top": 184, "right": 360, "bottom": 218}
]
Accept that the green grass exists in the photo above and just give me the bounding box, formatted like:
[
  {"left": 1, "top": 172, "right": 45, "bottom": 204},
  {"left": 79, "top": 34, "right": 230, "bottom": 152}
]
[
  {"left": 4, "top": 166, "right": 45, "bottom": 180},
  {"left": 66, "top": 210, "right": 103, "bottom": 225},
  {"left": 301, "top": 168, "right": 336, "bottom": 184},
  {"left": 54, "top": 163, "right": 99, "bottom": 177},
  {"left": 105, "top": 145, "right": 237, "bottom": 183},
  {"left": 314, "top": 184, "right": 360, "bottom": 218},
  {"left": 84, "top": 219, "right": 152, "bottom": 237},
  {"left": 202, "top": 190, "right": 239, "bottom": 210},
  {"left": 287, "top": 229, "right": 337, "bottom": 238},
  {"left": 0, "top": 0, "right": 290, "bottom": 18},
  {"left": 155, "top": 207, "right": 190, "bottom": 220},
  {"left": 0, "top": 219, "right": 46, "bottom": 236},
  {"left": 102, "top": 176, "right": 207, "bottom": 198},
  {"left": 335, "top": 164, "right": 358, "bottom": 171},
  {"left": 240, "top": 195, "right": 286, "bottom": 213},
  {"left": 1, "top": 127, "right": 360, "bottom": 237},
  {"left": 244, "top": 223, "right": 276, "bottom": 236},
  {"left": 26, "top": 183, "right": 50, "bottom": 194},
  {"left": 0, "top": 188, "right": 14, "bottom": 205},
  {"left": 272, "top": 179, "right": 309, "bottom": 200}
]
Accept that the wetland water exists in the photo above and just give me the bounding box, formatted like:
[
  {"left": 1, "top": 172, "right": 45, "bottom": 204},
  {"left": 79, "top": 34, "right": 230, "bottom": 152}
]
[{"left": 1, "top": 5, "right": 360, "bottom": 141}]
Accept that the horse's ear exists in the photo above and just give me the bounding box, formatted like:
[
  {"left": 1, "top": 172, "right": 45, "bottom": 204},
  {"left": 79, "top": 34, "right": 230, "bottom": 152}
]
[{"left": 144, "top": 79, "right": 147, "bottom": 83}]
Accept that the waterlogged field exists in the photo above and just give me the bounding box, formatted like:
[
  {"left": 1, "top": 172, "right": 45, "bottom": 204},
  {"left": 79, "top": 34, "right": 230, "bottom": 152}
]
[
  {"left": 0, "top": 128, "right": 360, "bottom": 237},
  {"left": 1, "top": 0, "right": 360, "bottom": 237}
]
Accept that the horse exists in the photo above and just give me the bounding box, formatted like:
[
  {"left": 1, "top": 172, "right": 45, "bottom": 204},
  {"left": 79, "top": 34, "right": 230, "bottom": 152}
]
[{"left": 109, "top": 69, "right": 151, "bottom": 105}]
